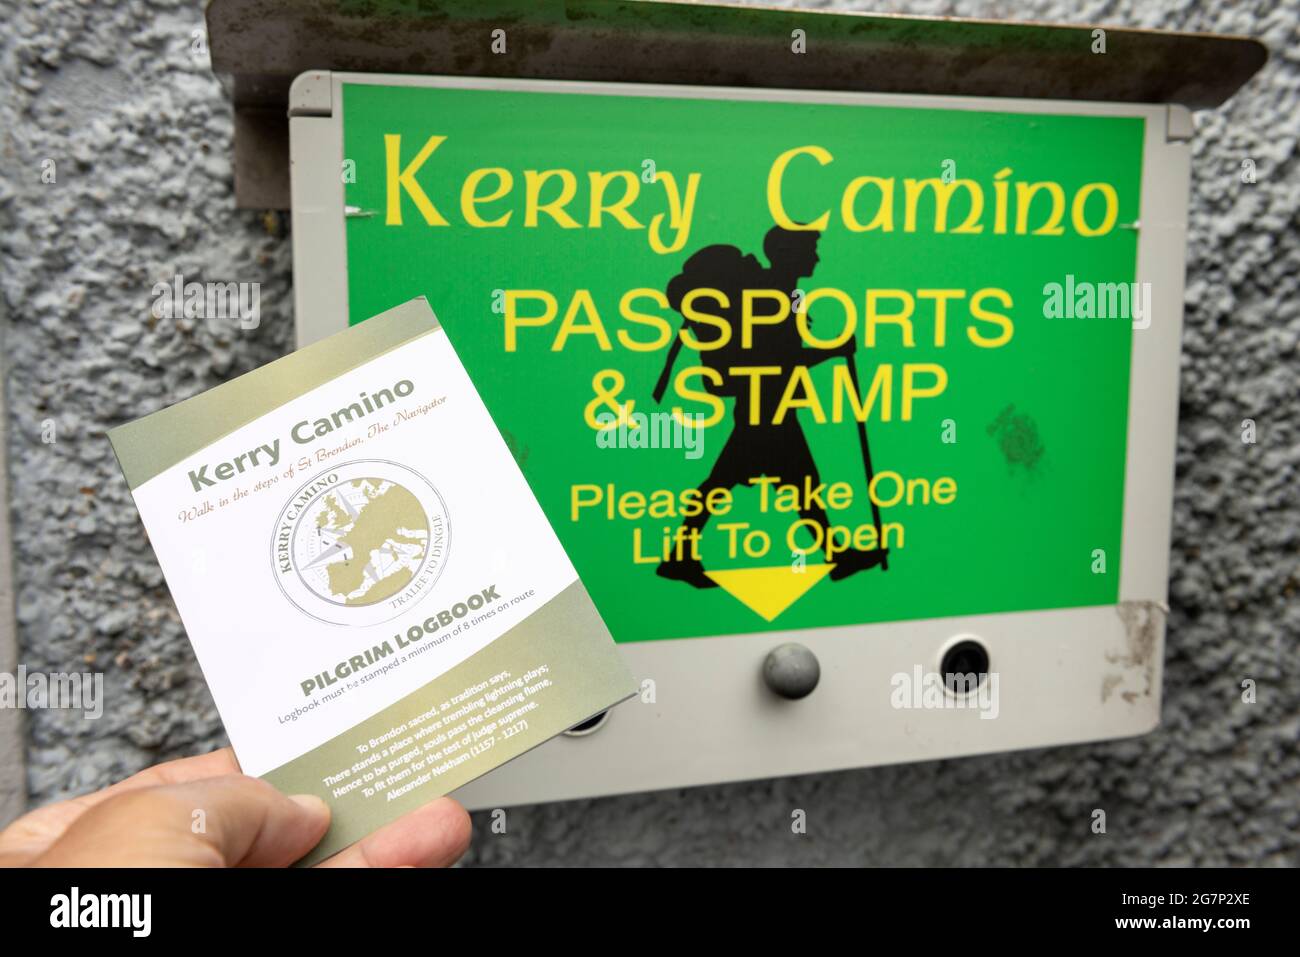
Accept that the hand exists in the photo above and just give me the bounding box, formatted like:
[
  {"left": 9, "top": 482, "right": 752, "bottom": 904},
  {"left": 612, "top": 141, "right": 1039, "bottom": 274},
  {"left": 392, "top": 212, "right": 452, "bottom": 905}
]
[{"left": 0, "top": 747, "right": 471, "bottom": 868}]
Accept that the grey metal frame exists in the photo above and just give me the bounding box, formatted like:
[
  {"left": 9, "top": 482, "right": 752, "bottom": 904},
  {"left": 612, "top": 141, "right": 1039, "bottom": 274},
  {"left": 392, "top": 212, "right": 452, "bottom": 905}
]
[{"left": 289, "top": 72, "right": 1187, "bottom": 809}]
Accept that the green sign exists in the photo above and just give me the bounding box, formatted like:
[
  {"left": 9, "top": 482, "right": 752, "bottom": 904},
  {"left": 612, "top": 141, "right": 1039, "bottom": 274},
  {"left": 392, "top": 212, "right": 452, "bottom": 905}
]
[{"left": 341, "top": 82, "right": 1143, "bottom": 643}]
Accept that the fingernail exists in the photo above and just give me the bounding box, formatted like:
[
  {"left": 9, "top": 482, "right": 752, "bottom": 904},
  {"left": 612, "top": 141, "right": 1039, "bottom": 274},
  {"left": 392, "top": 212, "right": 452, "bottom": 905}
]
[{"left": 289, "top": 794, "right": 330, "bottom": 818}]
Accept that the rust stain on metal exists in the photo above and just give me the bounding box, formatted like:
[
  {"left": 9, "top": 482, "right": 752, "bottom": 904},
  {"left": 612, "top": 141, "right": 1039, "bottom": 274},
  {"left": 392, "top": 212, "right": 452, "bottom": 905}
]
[{"left": 1102, "top": 600, "right": 1164, "bottom": 704}]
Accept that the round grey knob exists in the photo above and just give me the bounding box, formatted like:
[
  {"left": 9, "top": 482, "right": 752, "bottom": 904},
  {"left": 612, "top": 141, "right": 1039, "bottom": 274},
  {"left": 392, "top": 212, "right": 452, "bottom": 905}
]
[{"left": 763, "top": 643, "right": 820, "bottom": 699}]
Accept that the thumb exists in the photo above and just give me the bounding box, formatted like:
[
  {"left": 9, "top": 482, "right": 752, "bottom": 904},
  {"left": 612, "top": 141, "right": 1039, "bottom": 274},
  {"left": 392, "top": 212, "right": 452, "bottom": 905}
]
[{"left": 34, "top": 775, "right": 331, "bottom": 868}]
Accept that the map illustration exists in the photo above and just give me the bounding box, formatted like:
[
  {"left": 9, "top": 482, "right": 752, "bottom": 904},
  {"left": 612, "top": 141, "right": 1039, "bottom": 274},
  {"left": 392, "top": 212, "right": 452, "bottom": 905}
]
[{"left": 295, "top": 478, "right": 431, "bottom": 606}]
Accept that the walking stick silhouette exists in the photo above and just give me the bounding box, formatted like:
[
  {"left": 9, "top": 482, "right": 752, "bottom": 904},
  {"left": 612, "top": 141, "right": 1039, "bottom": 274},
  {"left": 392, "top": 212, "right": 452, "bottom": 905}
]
[
  {"left": 842, "top": 350, "right": 889, "bottom": 572},
  {"left": 652, "top": 336, "right": 681, "bottom": 405}
]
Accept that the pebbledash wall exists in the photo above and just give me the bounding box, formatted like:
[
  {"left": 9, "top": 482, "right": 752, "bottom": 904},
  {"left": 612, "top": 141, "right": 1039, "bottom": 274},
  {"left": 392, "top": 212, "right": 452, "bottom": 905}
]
[{"left": 1, "top": 0, "right": 1296, "bottom": 866}]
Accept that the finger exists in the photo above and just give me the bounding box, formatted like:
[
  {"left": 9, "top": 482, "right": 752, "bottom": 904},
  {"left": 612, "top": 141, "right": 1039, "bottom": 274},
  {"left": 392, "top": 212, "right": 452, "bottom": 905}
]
[
  {"left": 34, "top": 776, "right": 330, "bottom": 868},
  {"left": 316, "top": 797, "right": 470, "bottom": 868},
  {"left": 95, "top": 748, "right": 243, "bottom": 796},
  {"left": 0, "top": 748, "right": 244, "bottom": 866},
  {"left": 64, "top": 747, "right": 244, "bottom": 818}
]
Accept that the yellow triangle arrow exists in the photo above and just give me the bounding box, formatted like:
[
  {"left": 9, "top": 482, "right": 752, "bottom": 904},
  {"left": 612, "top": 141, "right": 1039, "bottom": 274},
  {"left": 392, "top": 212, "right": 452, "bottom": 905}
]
[{"left": 705, "top": 564, "right": 833, "bottom": 622}]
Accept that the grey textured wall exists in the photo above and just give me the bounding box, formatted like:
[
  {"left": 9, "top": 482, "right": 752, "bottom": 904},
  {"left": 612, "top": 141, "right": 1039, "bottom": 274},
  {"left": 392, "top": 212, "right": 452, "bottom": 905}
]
[{"left": 1, "top": 0, "right": 1296, "bottom": 866}]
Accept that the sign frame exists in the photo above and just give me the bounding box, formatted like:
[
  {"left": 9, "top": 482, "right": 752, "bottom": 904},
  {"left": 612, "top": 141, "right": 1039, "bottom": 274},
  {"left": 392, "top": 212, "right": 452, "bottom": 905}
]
[{"left": 288, "top": 71, "right": 1188, "bottom": 808}]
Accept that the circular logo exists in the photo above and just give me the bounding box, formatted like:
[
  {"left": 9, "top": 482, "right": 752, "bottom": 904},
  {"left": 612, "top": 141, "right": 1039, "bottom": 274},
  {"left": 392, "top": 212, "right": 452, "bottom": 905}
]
[{"left": 271, "top": 460, "right": 449, "bottom": 625}]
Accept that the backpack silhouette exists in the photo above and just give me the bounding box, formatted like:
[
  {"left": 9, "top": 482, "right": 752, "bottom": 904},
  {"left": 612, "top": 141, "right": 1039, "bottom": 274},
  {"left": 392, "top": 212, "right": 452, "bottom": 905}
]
[{"left": 661, "top": 244, "right": 763, "bottom": 398}]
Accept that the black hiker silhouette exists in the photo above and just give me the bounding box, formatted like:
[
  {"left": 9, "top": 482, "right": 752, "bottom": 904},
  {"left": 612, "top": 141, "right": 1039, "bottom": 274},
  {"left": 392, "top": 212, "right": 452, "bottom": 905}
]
[{"left": 654, "top": 226, "right": 889, "bottom": 590}]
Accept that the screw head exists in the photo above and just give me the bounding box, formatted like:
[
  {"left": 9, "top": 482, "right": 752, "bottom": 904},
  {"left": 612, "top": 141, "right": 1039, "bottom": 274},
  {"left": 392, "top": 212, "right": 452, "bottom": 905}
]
[{"left": 763, "top": 642, "right": 820, "bottom": 699}]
